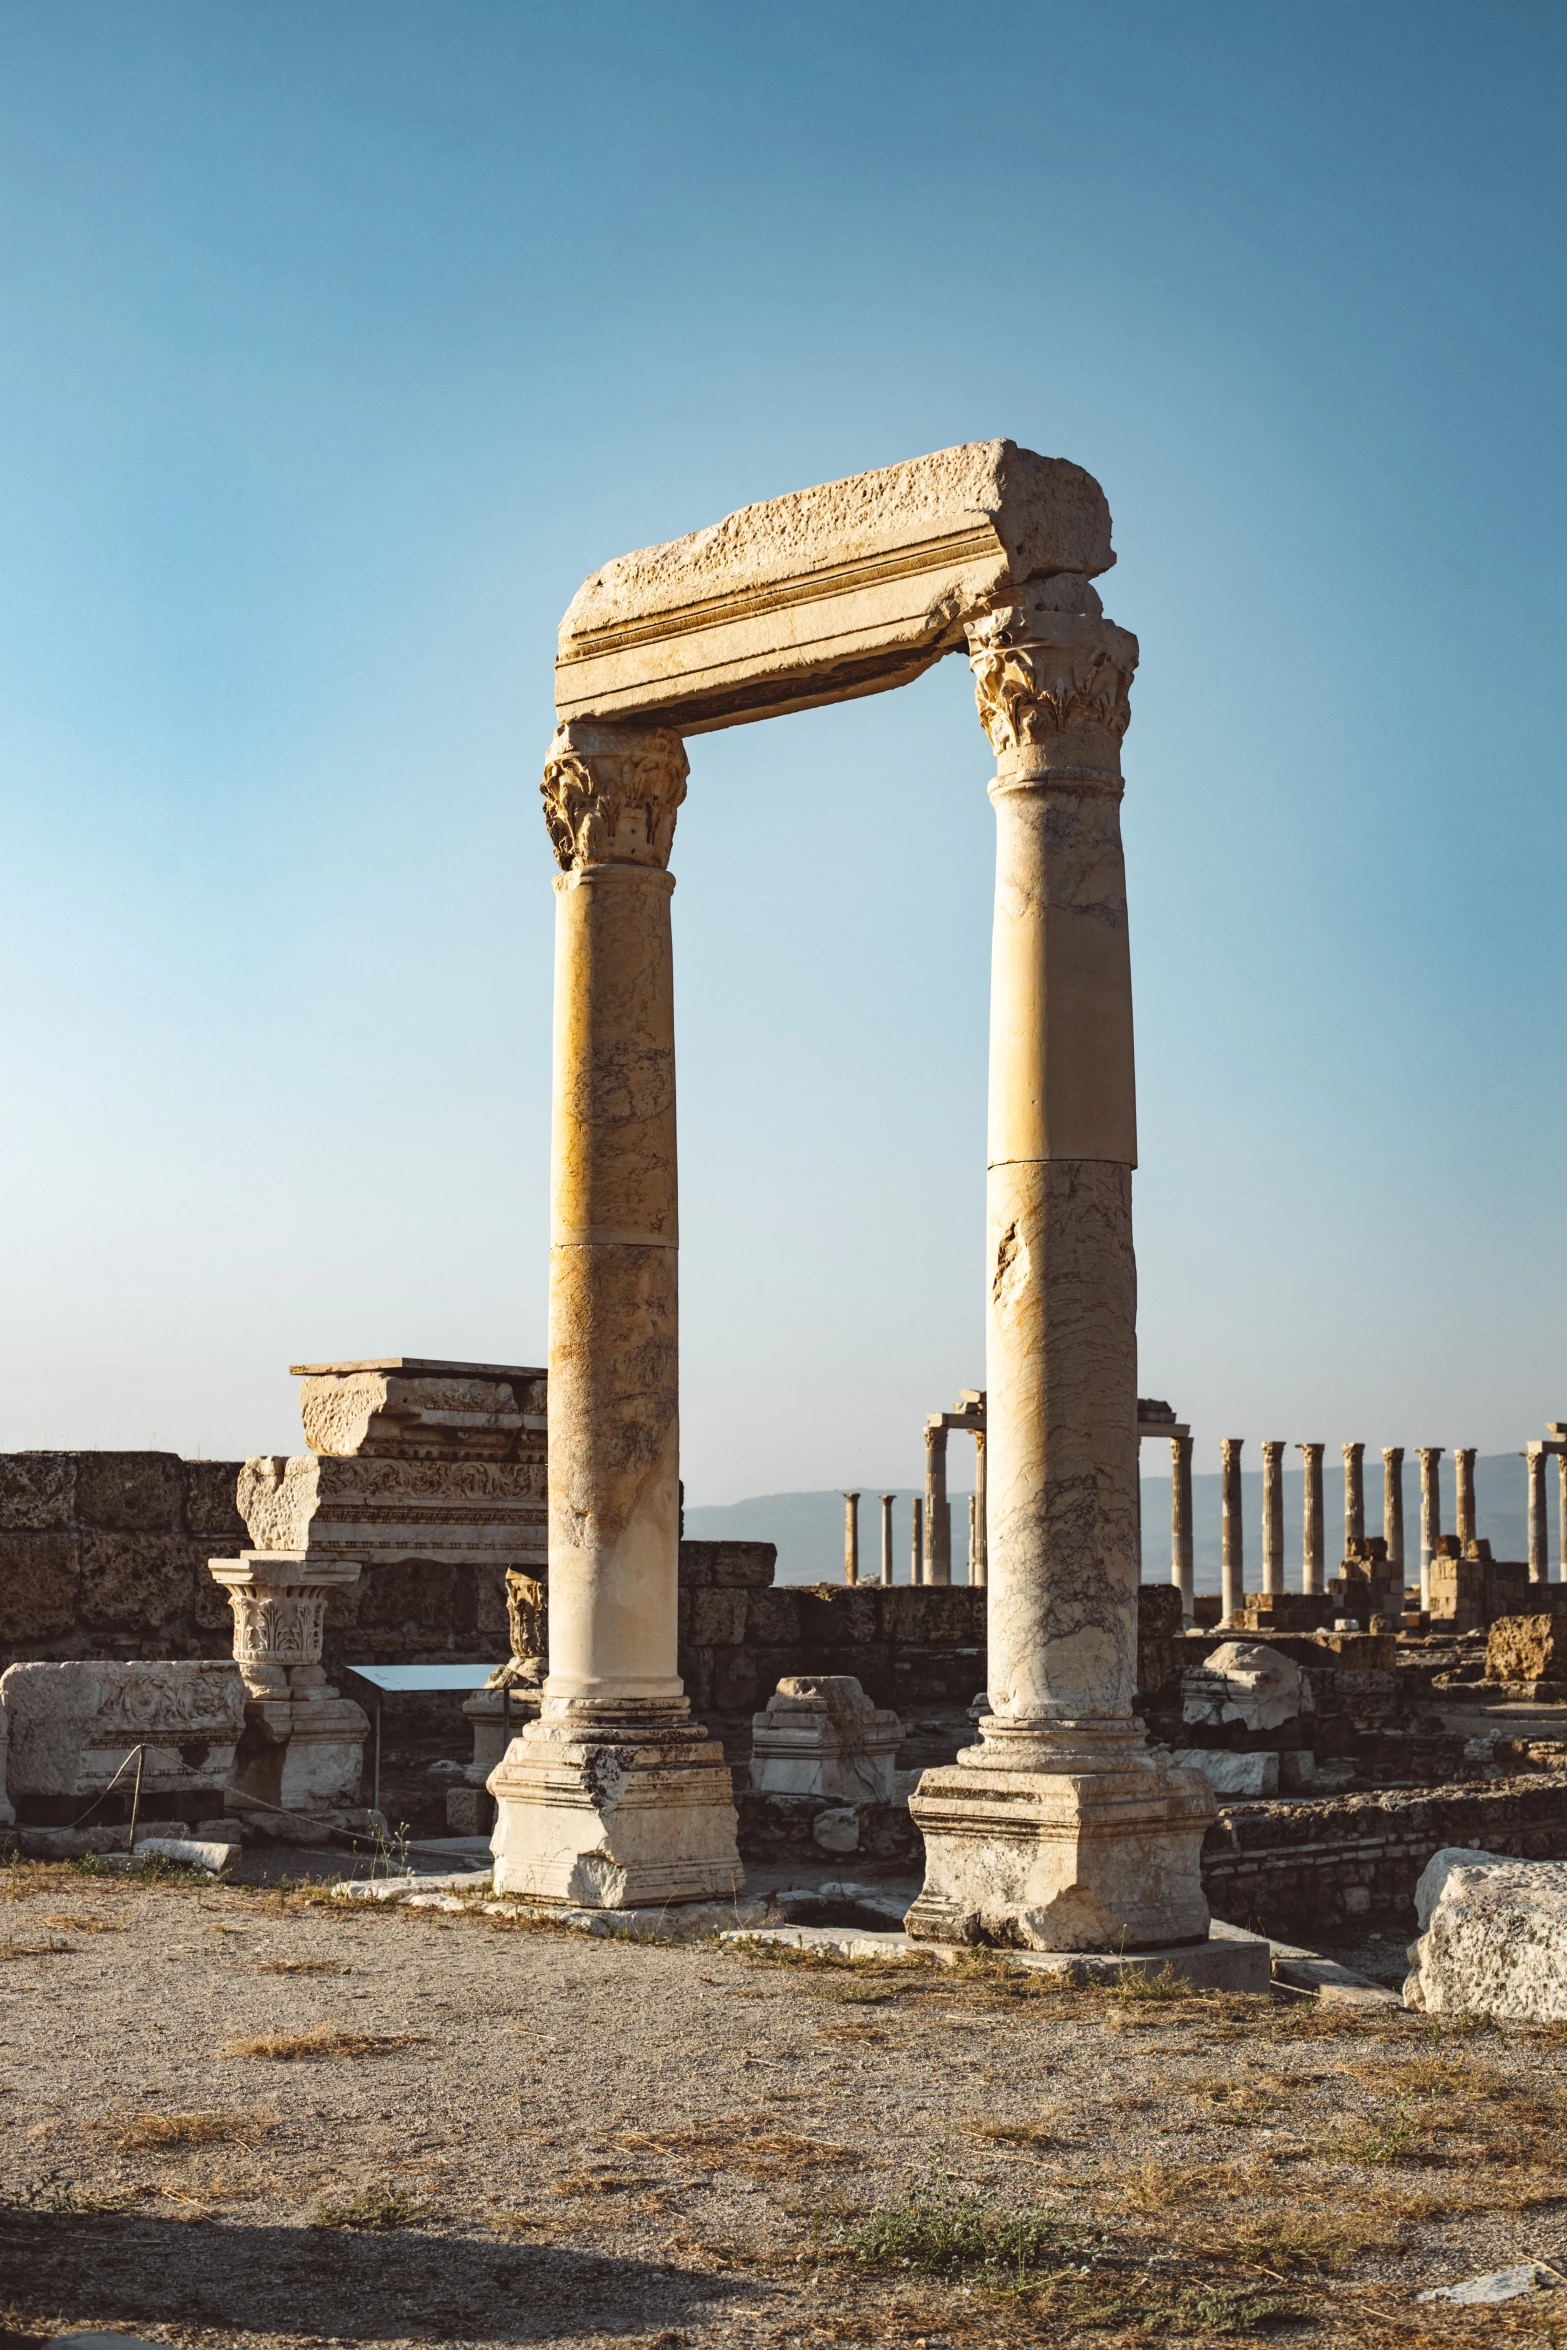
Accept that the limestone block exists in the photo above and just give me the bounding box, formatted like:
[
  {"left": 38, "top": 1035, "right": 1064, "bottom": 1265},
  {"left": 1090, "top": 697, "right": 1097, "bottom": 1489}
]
[
  {"left": 183, "top": 1459, "right": 249, "bottom": 1542},
  {"left": 812, "top": 1806, "right": 861, "bottom": 1854},
  {"left": 489, "top": 1710, "right": 741, "bottom": 1909},
  {"left": 463, "top": 1679, "right": 543, "bottom": 1782},
  {"left": 750, "top": 1676, "right": 903, "bottom": 1803},
  {"left": 743, "top": 1589, "right": 804, "bottom": 1646},
  {"left": 1487, "top": 1616, "right": 1567, "bottom": 1686},
  {"left": 78, "top": 1532, "right": 198, "bottom": 1634},
  {"left": 75, "top": 1452, "right": 185, "bottom": 1533},
  {"left": 236, "top": 1452, "right": 548, "bottom": 1576},
  {"left": 1408, "top": 1857, "right": 1567, "bottom": 2018},
  {"left": 80, "top": 1662, "right": 246, "bottom": 1798},
  {"left": 0, "top": 1530, "right": 77, "bottom": 1641},
  {"left": 228, "top": 1691, "right": 370, "bottom": 1819},
  {"left": 1182, "top": 1641, "right": 1305, "bottom": 1733},
  {"left": 0, "top": 1453, "right": 76, "bottom": 1531},
  {"left": 688, "top": 1589, "right": 748, "bottom": 1649},
  {"left": 1413, "top": 1846, "right": 1517, "bottom": 1932},
  {"left": 293, "top": 1363, "right": 546, "bottom": 1462},
  {"left": 0, "top": 1661, "right": 100, "bottom": 1794},
  {"left": 1180, "top": 1749, "right": 1280, "bottom": 1798},
  {"left": 555, "top": 441, "right": 1114, "bottom": 734},
  {"left": 0, "top": 1696, "right": 12, "bottom": 1825}
]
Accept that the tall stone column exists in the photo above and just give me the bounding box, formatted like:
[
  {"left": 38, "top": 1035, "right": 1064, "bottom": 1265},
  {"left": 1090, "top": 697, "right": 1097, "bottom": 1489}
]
[
  {"left": 1382, "top": 1446, "right": 1405, "bottom": 1580},
  {"left": 1559, "top": 1453, "right": 1567, "bottom": 1584},
  {"left": 1297, "top": 1443, "right": 1325, "bottom": 1595},
  {"left": 1527, "top": 1446, "right": 1548, "bottom": 1584},
  {"left": 1261, "top": 1441, "right": 1285, "bottom": 1596},
  {"left": 910, "top": 1495, "right": 923, "bottom": 1586},
  {"left": 923, "top": 1422, "right": 952, "bottom": 1585},
  {"left": 909, "top": 573, "right": 1212, "bottom": 1953},
  {"left": 490, "top": 720, "right": 740, "bottom": 1909},
  {"left": 879, "top": 1493, "right": 896, "bottom": 1586},
  {"left": 1454, "top": 1449, "right": 1477, "bottom": 1548},
  {"left": 1220, "top": 1439, "right": 1244, "bottom": 1624},
  {"left": 1171, "top": 1433, "right": 1195, "bottom": 1623},
  {"left": 842, "top": 1492, "right": 861, "bottom": 1586},
  {"left": 1342, "top": 1443, "right": 1365, "bottom": 1553},
  {"left": 971, "top": 1431, "right": 988, "bottom": 1588},
  {"left": 1417, "top": 1447, "right": 1444, "bottom": 1609}
]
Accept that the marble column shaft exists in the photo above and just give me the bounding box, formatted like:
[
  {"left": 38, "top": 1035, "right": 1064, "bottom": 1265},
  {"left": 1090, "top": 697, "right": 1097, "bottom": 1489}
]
[
  {"left": 910, "top": 1495, "right": 923, "bottom": 1587},
  {"left": 1171, "top": 1433, "right": 1195, "bottom": 1623},
  {"left": 1559, "top": 1454, "right": 1567, "bottom": 1584},
  {"left": 1297, "top": 1443, "right": 1325, "bottom": 1596},
  {"left": 489, "top": 720, "right": 738, "bottom": 1907},
  {"left": 924, "top": 1423, "right": 952, "bottom": 1587},
  {"left": 1454, "top": 1449, "right": 1477, "bottom": 1548},
  {"left": 1382, "top": 1446, "right": 1405, "bottom": 1576},
  {"left": 1220, "top": 1439, "right": 1244, "bottom": 1624},
  {"left": 879, "top": 1493, "right": 896, "bottom": 1587},
  {"left": 1343, "top": 1442, "right": 1365, "bottom": 1553},
  {"left": 1417, "top": 1447, "right": 1444, "bottom": 1610},
  {"left": 1261, "top": 1441, "right": 1285, "bottom": 1596},
  {"left": 907, "top": 571, "right": 1211, "bottom": 1953},
  {"left": 1527, "top": 1447, "right": 1548, "bottom": 1584},
  {"left": 971, "top": 1431, "right": 988, "bottom": 1588},
  {"left": 842, "top": 1491, "right": 860, "bottom": 1587}
]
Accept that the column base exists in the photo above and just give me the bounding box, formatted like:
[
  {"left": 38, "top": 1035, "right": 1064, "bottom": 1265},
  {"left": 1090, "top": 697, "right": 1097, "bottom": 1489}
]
[
  {"left": 488, "top": 1699, "right": 741, "bottom": 1909},
  {"left": 905, "top": 1718, "right": 1216, "bottom": 1952}
]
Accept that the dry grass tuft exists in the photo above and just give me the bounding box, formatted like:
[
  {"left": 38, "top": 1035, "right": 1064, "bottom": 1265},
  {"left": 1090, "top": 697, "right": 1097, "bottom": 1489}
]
[
  {"left": 0, "top": 1938, "right": 75, "bottom": 1960},
  {"left": 114, "top": 2109, "right": 275, "bottom": 2151},
  {"left": 253, "top": 1957, "right": 346, "bottom": 1975},
  {"left": 223, "top": 2025, "right": 425, "bottom": 2061},
  {"left": 1196, "top": 2206, "right": 1392, "bottom": 2275},
  {"left": 41, "top": 1912, "right": 126, "bottom": 1934},
  {"left": 312, "top": 2183, "right": 428, "bottom": 2230},
  {"left": 968, "top": 2114, "right": 1060, "bottom": 2148},
  {"left": 550, "top": 2170, "right": 646, "bottom": 2197},
  {"left": 615, "top": 2114, "right": 859, "bottom": 2181}
]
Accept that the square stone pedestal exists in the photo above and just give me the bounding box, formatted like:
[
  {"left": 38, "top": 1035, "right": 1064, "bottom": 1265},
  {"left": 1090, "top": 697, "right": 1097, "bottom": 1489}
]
[
  {"left": 489, "top": 1702, "right": 741, "bottom": 1909},
  {"left": 906, "top": 1722, "right": 1215, "bottom": 1952},
  {"left": 750, "top": 1676, "right": 903, "bottom": 1803}
]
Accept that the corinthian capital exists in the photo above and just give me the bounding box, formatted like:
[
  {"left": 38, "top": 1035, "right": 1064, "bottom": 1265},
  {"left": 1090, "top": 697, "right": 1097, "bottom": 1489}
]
[
  {"left": 540, "top": 720, "right": 689, "bottom": 872},
  {"left": 965, "top": 575, "right": 1138, "bottom": 760}
]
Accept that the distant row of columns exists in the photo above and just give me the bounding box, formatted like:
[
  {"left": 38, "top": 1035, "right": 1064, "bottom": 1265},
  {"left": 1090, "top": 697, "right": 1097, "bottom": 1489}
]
[
  {"left": 1166, "top": 1435, "right": 1552, "bottom": 1620},
  {"left": 840, "top": 1450, "right": 989, "bottom": 1589}
]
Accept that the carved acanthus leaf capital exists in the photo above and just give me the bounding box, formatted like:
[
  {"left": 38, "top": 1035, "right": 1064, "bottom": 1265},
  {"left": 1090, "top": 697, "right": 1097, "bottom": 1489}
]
[
  {"left": 965, "top": 576, "right": 1138, "bottom": 759},
  {"left": 541, "top": 720, "right": 689, "bottom": 872}
]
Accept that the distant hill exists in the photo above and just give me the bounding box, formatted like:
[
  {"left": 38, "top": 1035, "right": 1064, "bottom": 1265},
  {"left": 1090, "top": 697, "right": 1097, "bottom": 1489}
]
[{"left": 685, "top": 1454, "right": 1549, "bottom": 1592}]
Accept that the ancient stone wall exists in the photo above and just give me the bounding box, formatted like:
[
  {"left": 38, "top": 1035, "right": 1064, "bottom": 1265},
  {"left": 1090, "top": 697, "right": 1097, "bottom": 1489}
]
[
  {"left": 0, "top": 1453, "right": 246, "bottom": 1667},
  {"left": 1201, "top": 1779, "right": 1567, "bottom": 1939}
]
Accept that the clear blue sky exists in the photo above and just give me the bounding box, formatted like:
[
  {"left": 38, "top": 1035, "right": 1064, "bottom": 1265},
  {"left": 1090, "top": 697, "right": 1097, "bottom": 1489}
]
[{"left": 0, "top": 1, "right": 1561, "bottom": 1499}]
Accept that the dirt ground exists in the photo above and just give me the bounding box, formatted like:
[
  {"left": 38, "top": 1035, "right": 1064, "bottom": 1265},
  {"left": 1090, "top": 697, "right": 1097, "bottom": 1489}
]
[{"left": 4, "top": 1855, "right": 1567, "bottom": 2350}]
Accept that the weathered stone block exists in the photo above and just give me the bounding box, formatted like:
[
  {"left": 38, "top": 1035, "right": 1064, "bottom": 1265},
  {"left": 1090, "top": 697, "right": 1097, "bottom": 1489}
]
[
  {"left": 0, "top": 1455, "right": 76, "bottom": 1532},
  {"left": 76, "top": 1452, "right": 185, "bottom": 1533},
  {"left": 796, "top": 1589, "right": 887, "bottom": 1648},
  {"left": 744, "top": 1589, "right": 803, "bottom": 1646},
  {"left": 687, "top": 1589, "right": 747, "bottom": 1648},
  {"left": 352, "top": 1559, "right": 478, "bottom": 1639},
  {"left": 78, "top": 1533, "right": 197, "bottom": 1635},
  {"left": 0, "top": 1532, "right": 78, "bottom": 1642},
  {"left": 1487, "top": 1616, "right": 1567, "bottom": 1686},
  {"left": 1408, "top": 1855, "right": 1567, "bottom": 2018},
  {"left": 183, "top": 1460, "right": 248, "bottom": 1541}
]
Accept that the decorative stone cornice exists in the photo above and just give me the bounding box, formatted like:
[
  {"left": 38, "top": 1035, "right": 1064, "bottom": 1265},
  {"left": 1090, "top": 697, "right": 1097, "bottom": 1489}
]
[
  {"left": 966, "top": 577, "right": 1138, "bottom": 760},
  {"left": 541, "top": 720, "right": 688, "bottom": 872}
]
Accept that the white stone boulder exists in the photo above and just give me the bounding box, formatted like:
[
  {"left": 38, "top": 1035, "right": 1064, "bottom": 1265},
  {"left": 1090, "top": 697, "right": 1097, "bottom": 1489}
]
[
  {"left": 1182, "top": 1641, "right": 1307, "bottom": 1732},
  {"left": 0, "top": 1693, "right": 12, "bottom": 1827},
  {"left": 1405, "top": 1851, "right": 1567, "bottom": 2017},
  {"left": 750, "top": 1677, "right": 902, "bottom": 1804}
]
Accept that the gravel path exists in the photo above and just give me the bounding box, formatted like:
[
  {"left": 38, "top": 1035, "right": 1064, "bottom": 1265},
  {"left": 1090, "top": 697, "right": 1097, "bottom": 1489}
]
[{"left": 3, "top": 1857, "right": 1566, "bottom": 2347}]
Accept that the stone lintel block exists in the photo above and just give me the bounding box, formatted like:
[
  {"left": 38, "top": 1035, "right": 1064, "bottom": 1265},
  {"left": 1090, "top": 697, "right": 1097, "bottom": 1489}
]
[
  {"left": 908, "top": 1752, "right": 1214, "bottom": 1951},
  {"left": 0, "top": 1530, "right": 78, "bottom": 1642},
  {"left": 293, "top": 1364, "right": 547, "bottom": 1463},
  {"left": 489, "top": 1711, "right": 740, "bottom": 1909},
  {"left": 183, "top": 1460, "right": 249, "bottom": 1542},
  {"left": 208, "top": 1551, "right": 362, "bottom": 1593},
  {"left": 557, "top": 441, "right": 1113, "bottom": 734},
  {"left": 235, "top": 1454, "right": 547, "bottom": 1566}
]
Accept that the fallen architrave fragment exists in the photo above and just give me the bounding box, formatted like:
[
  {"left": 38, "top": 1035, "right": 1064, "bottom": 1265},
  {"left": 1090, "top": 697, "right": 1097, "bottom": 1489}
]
[
  {"left": 1419, "top": 2262, "right": 1564, "bottom": 2305},
  {"left": 95, "top": 1837, "right": 238, "bottom": 1876}
]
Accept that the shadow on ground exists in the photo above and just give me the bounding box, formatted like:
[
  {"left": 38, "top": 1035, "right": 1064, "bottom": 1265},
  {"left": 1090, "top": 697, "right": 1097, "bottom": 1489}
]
[{"left": 1, "top": 2210, "right": 749, "bottom": 2340}]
